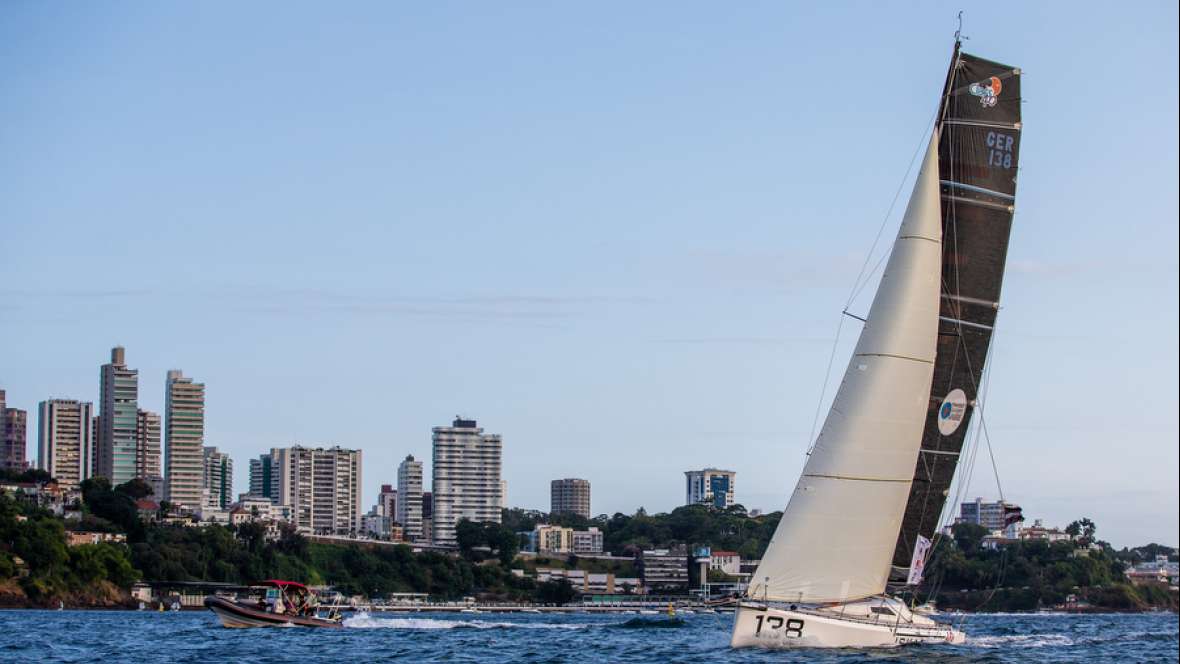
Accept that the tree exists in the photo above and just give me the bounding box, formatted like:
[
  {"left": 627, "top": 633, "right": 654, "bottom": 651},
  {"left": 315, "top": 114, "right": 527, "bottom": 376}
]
[
  {"left": 1066, "top": 518, "right": 1097, "bottom": 546},
  {"left": 455, "top": 519, "right": 485, "bottom": 559},
  {"left": 80, "top": 478, "right": 141, "bottom": 536},
  {"left": 951, "top": 522, "right": 990, "bottom": 553},
  {"left": 0, "top": 468, "right": 54, "bottom": 484},
  {"left": 486, "top": 523, "right": 518, "bottom": 567},
  {"left": 535, "top": 578, "right": 577, "bottom": 605},
  {"left": 116, "top": 478, "right": 154, "bottom": 500}
]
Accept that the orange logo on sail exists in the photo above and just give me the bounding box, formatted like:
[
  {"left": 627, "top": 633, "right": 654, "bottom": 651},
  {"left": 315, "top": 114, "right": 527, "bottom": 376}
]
[{"left": 968, "top": 76, "right": 1002, "bottom": 107}]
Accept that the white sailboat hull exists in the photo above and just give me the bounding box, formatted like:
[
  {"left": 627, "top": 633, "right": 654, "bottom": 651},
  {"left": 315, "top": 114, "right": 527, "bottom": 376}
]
[{"left": 730, "top": 601, "right": 965, "bottom": 649}]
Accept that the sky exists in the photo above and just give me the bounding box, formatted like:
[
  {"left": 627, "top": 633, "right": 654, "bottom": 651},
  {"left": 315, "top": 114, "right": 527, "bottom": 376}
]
[{"left": 2, "top": 2, "right": 1176, "bottom": 548}]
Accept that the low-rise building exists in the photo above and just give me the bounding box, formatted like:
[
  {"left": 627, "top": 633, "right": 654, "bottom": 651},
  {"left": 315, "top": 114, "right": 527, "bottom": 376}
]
[
  {"left": 531, "top": 525, "right": 573, "bottom": 554},
  {"left": 526, "top": 524, "right": 604, "bottom": 555},
  {"left": 536, "top": 567, "right": 586, "bottom": 587},
  {"left": 65, "top": 531, "right": 127, "bottom": 547},
  {"left": 197, "top": 507, "right": 231, "bottom": 525},
  {"left": 363, "top": 512, "right": 392, "bottom": 539},
  {"left": 1126, "top": 555, "right": 1179, "bottom": 587},
  {"left": 639, "top": 547, "right": 689, "bottom": 593},
  {"left": 230, "top": 496, "right": 293, "bottom": 525},
  {"left": 1019, "top": 519, "right": 1071, "bottom": 543},
  {"left": 739, "top": 559, "right": 760, "bottom": 578},
  {"left": 959, "top": 497, "right": 1023, "bottom": 533},
  {"left": 614, "top": 577, "right": 643, "bottom": 594},
  {"left": 709, "top": 550, "right": 741, "bottom": 575},
  {"left": 572, "top": 527, "right": 603, "bottom": 555},
  {"left": 136, "top": 499, "right": 160, "bottom": 521},
  {"left": 1, "top": 480, "right": 79, "bottom": 516}
]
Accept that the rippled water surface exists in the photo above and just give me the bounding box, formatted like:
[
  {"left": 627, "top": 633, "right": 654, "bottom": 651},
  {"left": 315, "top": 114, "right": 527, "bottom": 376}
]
[{"left": 1, "top": 609, "right": 1176, "bottom": 662}]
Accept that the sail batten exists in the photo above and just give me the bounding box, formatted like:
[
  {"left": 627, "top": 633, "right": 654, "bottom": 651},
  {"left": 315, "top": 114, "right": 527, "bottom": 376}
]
[{"left": 891, "top": 47, "right": 1022, "bottom": 575}]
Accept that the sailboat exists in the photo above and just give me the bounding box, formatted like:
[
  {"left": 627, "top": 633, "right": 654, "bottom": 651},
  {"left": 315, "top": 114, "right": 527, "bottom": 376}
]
[{"left": 730, "top": 38, "right": 1021, "bottom": 649}]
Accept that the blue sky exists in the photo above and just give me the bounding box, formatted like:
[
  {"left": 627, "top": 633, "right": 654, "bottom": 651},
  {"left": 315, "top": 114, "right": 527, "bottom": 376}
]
[{"left": 2, "top": 2, "right": 1176, "bottom": 547}]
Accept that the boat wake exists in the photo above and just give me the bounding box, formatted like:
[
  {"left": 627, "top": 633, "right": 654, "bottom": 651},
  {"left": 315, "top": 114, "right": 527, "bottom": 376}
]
[
  {"left": 969, "top": 634, "right": 1073, "bottom": 648},
  {"left": 342, "top": 613, "right": 588, "bottom": 630},
  {"left": 971, "top": 629, "right": 1178, "bottom": 649}
]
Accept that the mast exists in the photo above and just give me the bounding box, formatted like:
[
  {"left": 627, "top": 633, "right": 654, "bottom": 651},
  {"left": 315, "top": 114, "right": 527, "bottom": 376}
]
[
  {"left": 891, "top": 45, "right": 1023, "bottom": 575},
  {"left": 747, "top": 131, "right": 943, "bottom": 604}
]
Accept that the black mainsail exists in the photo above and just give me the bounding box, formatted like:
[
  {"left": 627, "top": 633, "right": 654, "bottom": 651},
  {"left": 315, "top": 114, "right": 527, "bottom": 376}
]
[{"left": 891, "top": 44, "right": 1022, "bottom": 575}]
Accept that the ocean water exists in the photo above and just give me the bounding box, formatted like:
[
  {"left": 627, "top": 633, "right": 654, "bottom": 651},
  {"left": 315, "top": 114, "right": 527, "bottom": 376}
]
[{"left": 0, "top": 609, "right": 1176, "bottom": 662}]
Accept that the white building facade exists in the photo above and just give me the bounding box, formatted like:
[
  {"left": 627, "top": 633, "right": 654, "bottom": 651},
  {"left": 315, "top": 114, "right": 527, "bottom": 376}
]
[
  {"left": 202, "top": 446, "right": 233, "bottom": 510},
  {"left": 431, "top": 418, "right": 502, "bottom": 547},
  {"left": 37, "top": 399, "right": 95, "bottom": 490},
  {"left": 164, "top": 370, "right": 205, "bottom": 510},
  {"left": 272, "top": 445, "right": 362, "bottom": 536},
  {"left": 397, "top": 455, "right": 424, "bottom": 541},
  {"left": 684, "top": 468, "right": 736, "bottom": 509}
]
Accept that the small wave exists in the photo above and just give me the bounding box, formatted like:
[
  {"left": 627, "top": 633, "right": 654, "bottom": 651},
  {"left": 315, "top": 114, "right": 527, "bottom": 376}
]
[
  {"left": 1076, "top": 630, "right": 1180, "bottom": 646},
  {"left": 343, "top": 614, "right": 587, "bottom": 630},
  {"left": 609, "top": 617, "right": 686, "bottom": 630},
  {"left": 969, "top": 634, "right": 1073, "bottom": 648},
  {"left": 973, "top": 611, "right": 1073, "bottom": 617}
]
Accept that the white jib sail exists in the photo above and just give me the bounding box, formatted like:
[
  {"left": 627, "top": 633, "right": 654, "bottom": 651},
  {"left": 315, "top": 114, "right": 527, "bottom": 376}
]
[{"left": 748, "top": 133, "right": 943, "bottom": 604}]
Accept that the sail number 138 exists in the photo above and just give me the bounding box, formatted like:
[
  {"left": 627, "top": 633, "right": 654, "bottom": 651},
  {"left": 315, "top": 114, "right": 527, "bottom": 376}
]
[
  {"left": 754, "top": 614, "right": 805, "bottom": 638},
  {"left": 986, "top": 131, "right": 1015, "bottom": 169}
]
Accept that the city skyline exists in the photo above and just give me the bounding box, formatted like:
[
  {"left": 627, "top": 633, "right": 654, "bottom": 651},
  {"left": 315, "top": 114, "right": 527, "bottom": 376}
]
[
  {"left": 0, "top": 333, "right": 1176, "bottom": 548},
  {"left": 2, "top": 3, "right": 1176, "bottom": 548}
]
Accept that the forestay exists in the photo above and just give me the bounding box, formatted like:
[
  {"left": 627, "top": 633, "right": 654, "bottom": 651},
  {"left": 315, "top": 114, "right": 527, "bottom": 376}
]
[{"left": 748, "top": 134, "right": 943, "bottom": 603}]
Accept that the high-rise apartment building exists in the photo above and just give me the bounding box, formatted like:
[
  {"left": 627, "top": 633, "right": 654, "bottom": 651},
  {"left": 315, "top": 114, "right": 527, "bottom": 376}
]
[
  {"left": 272, "top": 445, "right": 362, "bottom": 535},
  {"left": 396, "top": 455, "right": 424, "bottom": 541},
  {"left": 377, "top": 484, "right": 397, "bottom": 519},
  {"left": 420, "top": 491, "right": 434, "bottom": 545},
  {"left": 98, "top": 347, "right": 138, "bottom": 484},
  {"left": 135, "top": 409, "right": 161, "bottom": 480},
  {"left": 684, "top": 468, "right": 737, "bottom": 509},
  {"left": 248, "top": 454, "right": 277, "bottom": 500},
  {"left": 203, "top": 446, "right": 233, "bottom": 510},
  {"left": 550, "top": 478, "right": 591, "bottom": 519},
  {"left": 431, "top": 417, "right": 502, "bottom": 547},
  {"left": 0, "top": 390, "right": 28, "bottom": 472},
  {"left": 89, "top": 416, "right": 98, "bottom": 477},
  {"left": 36, "top": 399, "right": 94, "bottom": 489},
  {"left": 164, "top": 370, "right": 205, "bottom": 510}
]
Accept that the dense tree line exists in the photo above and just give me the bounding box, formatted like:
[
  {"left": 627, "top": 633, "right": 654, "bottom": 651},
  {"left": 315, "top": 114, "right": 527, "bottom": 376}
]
[
  {"left": 4, "top": 475, "right": 1175, "bottom": 611},
  {"left": 921, "top": 522, "right": 1177, "bottom": 612},
  {"left": 3, "top": 479, "right": 539, "bottom": 603},
  {"left": 502, "top": 503, "right": 783, "bottom": 560},
  {"left": 0, "top": 493, "right": 137, "bottom": 605}
]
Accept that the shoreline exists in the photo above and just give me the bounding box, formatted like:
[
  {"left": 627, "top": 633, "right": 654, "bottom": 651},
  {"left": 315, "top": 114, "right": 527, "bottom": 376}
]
[{"left": 2, "top": 604, "right": 1174, "bottom": 615}]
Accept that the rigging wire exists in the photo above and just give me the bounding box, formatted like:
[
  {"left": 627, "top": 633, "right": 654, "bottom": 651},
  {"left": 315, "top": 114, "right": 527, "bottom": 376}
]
[
  {"left": 843, "top": 109, "right": 939, "bottom": 312},
  {"left": 910, "top": 41, "right": 1012, "bottom": 618},
  {"left": 906, "top": 50, "right": 962, "bottom": 555},
  {"left": 804, "top": 109, "right": 939, "bottom": 454}
]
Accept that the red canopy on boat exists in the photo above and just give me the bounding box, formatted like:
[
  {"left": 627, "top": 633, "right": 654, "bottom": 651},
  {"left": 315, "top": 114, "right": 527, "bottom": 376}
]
[{"left": 261, "top": 580, "right": 309, "bottom": 590}]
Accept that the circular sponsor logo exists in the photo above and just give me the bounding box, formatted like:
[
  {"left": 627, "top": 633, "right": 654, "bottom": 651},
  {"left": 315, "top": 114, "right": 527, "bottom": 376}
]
[{"left": 937, "top": 388, "right": 968, "bottom": 436}]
